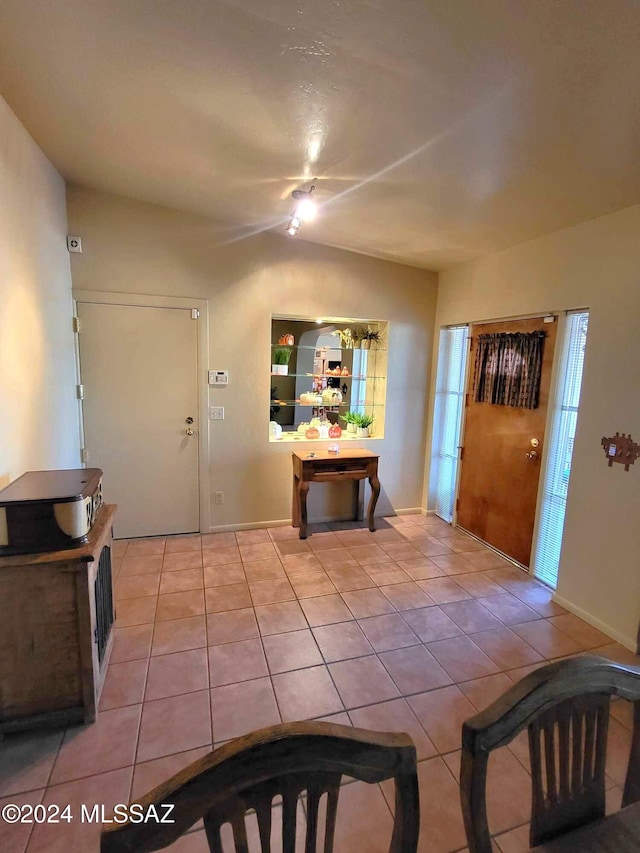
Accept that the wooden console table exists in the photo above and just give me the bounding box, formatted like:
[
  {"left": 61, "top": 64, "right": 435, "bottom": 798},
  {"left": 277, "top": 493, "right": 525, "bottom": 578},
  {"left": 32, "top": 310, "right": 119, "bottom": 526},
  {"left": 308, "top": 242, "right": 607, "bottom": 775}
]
[{"left": 291, "top": 449, "right": 381, "bottom": 539}]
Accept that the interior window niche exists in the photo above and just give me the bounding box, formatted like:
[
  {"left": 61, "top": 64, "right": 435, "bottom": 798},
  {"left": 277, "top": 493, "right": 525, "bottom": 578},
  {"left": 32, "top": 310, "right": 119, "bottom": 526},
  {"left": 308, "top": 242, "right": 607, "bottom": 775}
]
[{"left": 269, "top": 316, "right": 388, "bottom": 442}]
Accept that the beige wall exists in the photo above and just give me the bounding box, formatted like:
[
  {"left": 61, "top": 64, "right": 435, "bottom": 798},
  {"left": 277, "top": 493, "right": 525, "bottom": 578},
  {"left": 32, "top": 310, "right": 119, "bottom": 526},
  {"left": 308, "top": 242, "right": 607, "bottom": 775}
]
[
  {"left": 0, "top": 96, "right": 79, "bottom": 488},
  {"left": 436, "top": 204, "right": 640, "bottom": 650},
  {"left": 67, "top": 186, "right": 437, "bottom": 529}
]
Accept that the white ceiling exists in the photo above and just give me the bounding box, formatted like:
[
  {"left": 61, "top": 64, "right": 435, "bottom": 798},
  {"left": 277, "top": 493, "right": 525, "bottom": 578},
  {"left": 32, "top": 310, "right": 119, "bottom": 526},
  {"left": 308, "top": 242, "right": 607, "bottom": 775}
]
[{"left": 1, "top": 0, "right": 639, "bottom": 270}]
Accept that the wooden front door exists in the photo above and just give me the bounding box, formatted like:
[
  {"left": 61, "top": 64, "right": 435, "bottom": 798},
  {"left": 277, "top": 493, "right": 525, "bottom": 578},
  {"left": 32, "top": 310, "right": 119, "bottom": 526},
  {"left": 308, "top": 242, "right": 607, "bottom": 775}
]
[{"left": 456, "top": 317, "right": 557, "bottom": 567}]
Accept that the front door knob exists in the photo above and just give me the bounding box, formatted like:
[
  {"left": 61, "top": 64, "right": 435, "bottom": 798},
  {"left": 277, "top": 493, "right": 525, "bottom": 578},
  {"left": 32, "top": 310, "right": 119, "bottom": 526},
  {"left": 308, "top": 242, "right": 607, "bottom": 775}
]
[
  {"left": 525, "top": 450, "right": 538, "bottom": 460},
  {"left": 186, "top": 428, "right": 195, "bottom": 436}
]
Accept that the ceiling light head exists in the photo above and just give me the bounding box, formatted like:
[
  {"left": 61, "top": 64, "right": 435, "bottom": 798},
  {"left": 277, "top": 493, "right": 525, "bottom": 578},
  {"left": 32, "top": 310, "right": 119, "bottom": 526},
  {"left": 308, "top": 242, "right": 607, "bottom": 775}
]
[
  {"left": 292, "top": 185, "right": 317, "bottom": 221},
  {"left": 284, "top": 184, "right": 316, "bottom": 236}
]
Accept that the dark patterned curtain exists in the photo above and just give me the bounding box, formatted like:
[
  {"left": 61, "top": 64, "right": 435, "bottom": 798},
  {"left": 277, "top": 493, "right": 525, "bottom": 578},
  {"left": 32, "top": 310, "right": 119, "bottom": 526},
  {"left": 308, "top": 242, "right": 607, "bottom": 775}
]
[{"left": 473, "top": 331, "right": 546, "bottom": 408}]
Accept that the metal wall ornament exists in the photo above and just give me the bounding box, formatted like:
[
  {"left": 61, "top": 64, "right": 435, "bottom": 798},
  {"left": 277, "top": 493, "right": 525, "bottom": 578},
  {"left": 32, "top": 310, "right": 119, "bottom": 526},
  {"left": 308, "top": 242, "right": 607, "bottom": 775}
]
[{"left": 601, "top": 432, "right": 639, "bottom": 471}]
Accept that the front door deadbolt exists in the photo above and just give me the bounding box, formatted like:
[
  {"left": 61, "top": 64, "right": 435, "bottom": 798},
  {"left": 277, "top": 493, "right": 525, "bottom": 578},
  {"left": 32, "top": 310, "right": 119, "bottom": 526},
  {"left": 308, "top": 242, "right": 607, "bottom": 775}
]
[{"left": 530, "top": 438, "right": 540, "bottom": 448}]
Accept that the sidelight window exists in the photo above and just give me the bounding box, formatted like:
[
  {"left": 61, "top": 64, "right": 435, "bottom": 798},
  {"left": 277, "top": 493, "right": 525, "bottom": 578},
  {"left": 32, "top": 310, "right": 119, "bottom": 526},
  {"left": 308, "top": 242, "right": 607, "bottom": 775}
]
[
  {"left": 431, "top": 325, "right": 469, "bottom": 523},
  {"left": 532, "top": 311, "right": 589, "bottom": 587}
]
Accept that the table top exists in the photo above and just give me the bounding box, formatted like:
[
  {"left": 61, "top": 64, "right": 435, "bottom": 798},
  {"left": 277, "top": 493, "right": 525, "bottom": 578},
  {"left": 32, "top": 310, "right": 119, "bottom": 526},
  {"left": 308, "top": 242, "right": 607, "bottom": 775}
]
[
  {"left": 292, "top": 448, "right": 379, "bottom": 463},
  {"left": 534, "top": 803, "right": 640, "bottom": 852}
]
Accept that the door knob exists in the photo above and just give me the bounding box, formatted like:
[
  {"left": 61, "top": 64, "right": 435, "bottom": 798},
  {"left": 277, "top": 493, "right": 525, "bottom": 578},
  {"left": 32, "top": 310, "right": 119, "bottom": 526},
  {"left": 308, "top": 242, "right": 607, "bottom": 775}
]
[
  {"left": 186, "top": 428, "right": 194, "bottom": 436},
  {"left": 525, "top": 450, "right": 538, "bottom": 460}
]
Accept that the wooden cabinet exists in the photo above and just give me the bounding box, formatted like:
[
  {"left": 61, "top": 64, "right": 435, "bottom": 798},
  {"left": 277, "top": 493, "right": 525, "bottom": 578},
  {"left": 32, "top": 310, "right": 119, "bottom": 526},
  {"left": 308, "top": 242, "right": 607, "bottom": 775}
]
[{"left": 0, "top": 505, "right": 117, "bottom": 733}]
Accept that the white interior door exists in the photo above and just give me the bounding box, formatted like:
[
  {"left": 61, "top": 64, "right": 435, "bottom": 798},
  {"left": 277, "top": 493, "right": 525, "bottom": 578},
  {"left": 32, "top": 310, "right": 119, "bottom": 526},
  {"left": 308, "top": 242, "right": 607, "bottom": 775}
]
[{"left": 77, "top": 302, "right": 199, "bottom": 539}]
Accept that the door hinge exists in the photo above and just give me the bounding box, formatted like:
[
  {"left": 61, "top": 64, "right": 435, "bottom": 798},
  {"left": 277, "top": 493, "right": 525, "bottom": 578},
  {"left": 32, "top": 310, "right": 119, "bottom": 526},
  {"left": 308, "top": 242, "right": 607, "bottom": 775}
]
[
  {"left": 76, "top": 384, "right": 84, "bottom": 400},
  {"left": 73, "top": 316, "right": 81, "bottom": 333},
  {"left": 456, "top": 498, "right": 460, "bottom": 511},
  {"left": 191, "top": 308, "right": 200, "bottom": 319},
  {"left": 80, "top": 448, "right": 89, "bottom": 464},
  {"left": 458, "top": 446, "right": 464, "bottom": 460},
  {"left": 465, "top": 393, "right": 469, "bottom": 407}
]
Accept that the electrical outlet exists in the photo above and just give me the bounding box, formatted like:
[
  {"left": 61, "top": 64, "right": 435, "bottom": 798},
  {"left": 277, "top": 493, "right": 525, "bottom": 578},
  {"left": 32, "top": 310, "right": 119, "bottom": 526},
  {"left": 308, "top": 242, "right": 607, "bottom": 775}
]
[
  {"left": 214, "top": 491, "right": 224, "bottom": 505},
  {"left": 209, "top": 407, "right": 224, "bottom": 420}
]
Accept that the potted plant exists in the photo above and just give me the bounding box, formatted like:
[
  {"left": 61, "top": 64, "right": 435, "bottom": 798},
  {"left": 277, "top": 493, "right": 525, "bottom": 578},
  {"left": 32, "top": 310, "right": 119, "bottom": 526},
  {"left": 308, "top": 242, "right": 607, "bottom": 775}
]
[
  {"left": 340, "top": 411, "right": 359, "bottom": 434},
  {"left": 355, "top": 413, "right": 374, "bottom": 438},
  {"left": 361, "top": 328, "right": 382, "bottom": 350},
  {"left": 272, "top": 346, "right": 292, "bottom": 375},
  {"left": 351, "top": 326, "right": 368, "bottom": 349}
]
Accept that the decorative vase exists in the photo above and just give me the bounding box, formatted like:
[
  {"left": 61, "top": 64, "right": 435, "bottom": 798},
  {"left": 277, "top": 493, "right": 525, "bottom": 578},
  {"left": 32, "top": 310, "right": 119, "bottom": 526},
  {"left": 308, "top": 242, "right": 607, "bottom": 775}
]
[
  {"left": 321, "top": 388, "right": 343, "bottom": 405},
  {"left": 356, "top": 426, "right": 369, "bottom": 438},
  {"left": 272, "top": 364, "right": 288, "bottom": 375},
  {"left": 347, "top": 422, "right": 357, "bottom": 434}
]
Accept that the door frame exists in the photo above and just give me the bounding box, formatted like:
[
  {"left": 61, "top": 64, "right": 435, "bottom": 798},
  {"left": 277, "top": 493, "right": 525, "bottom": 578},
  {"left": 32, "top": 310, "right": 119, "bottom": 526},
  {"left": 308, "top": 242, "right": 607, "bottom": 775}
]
[
  {"left": 450, "top": 311, "right": 567, "bottom": 575},
  {"left": 72, "top": 289, "right": 210, "bottom": 535}
]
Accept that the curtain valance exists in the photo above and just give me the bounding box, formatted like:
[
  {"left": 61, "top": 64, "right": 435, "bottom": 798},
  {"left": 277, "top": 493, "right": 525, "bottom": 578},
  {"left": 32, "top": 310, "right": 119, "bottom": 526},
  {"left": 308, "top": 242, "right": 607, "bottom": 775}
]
[{"left": 473, "top": 331, "right": 545, "bottom": 409}]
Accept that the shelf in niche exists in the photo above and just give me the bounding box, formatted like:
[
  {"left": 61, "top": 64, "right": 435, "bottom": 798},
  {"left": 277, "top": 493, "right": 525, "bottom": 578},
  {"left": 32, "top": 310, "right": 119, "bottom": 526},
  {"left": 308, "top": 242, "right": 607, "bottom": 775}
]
[
  {"left": 271, "top": 373, "right": 386, "bottom": 380},
  {"left": 271, "top": 344, "right": 387, "bottom": 354},
  {"left": 271, "top": 400, "right": 384, "bottom": 407}
]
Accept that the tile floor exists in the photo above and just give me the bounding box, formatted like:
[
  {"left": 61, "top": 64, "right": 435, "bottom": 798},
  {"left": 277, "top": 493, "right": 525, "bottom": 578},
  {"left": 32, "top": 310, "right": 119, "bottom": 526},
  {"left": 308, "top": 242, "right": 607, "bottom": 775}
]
[{"left": 1, "top": 513, "right": 638, "bottom": 853}]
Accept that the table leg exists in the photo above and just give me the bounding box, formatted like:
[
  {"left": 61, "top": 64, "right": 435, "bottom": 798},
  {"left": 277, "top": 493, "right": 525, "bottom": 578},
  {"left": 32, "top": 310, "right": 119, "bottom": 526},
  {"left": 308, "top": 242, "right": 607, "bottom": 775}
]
[
  {"left": 298, "top": 480, "right": 310, "bottom": 539},
  {"left": 292, "top": 475, "right": 300, "bottom": 529},
  {"left": 367, "top": 473, "right": 380, "bottom": 532}
]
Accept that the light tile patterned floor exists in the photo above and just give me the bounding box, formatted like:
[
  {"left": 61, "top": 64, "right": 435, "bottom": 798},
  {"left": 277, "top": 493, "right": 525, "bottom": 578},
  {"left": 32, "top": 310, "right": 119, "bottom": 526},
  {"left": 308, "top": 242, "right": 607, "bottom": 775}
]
[{"left": 1, "top": 514, "right": 637, "bottom": 853}]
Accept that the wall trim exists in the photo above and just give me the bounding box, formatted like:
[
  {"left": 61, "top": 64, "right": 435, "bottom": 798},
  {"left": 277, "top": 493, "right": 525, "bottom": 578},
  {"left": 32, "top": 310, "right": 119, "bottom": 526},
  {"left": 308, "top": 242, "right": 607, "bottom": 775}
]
[
  {"left": 207, "top": 507, "right": 425, "bottom": 533},
  {"left": 552, "top": 592, "right": 637, "bottom": 653}
]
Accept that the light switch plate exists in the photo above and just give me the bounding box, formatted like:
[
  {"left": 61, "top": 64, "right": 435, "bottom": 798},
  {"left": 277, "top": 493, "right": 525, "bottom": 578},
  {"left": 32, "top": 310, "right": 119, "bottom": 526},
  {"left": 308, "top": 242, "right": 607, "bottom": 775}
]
[{"left": 209, "top": 407, "right": 224, "bottom": 420}]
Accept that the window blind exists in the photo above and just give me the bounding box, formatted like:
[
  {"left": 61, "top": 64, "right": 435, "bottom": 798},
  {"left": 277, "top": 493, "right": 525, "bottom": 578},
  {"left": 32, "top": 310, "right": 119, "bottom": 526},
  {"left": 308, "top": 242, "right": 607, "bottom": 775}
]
[
  {"left": 532, "top": 311, "right": 589, "bottom": 587},
  {"left": 432, "top": 325, "right": 469, "bottom": 523}
]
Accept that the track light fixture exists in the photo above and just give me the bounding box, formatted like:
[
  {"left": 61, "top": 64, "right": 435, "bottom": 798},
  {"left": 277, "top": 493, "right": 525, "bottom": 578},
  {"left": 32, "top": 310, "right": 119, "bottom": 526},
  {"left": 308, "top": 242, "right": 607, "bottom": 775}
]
[{"left": 286, "top": 185, "right": 316, "bottom": 236}]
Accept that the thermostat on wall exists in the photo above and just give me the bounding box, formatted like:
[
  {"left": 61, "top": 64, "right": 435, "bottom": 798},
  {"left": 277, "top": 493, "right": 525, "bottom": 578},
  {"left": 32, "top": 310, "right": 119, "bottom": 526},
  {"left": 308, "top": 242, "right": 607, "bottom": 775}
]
[{"left": 208, "top": 370, "right": 229, "bottom": 386}]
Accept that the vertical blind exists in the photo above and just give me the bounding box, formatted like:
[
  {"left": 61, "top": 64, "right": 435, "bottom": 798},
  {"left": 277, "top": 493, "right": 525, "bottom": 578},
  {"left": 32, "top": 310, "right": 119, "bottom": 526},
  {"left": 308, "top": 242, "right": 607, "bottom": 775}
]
[
  {"left": 432, "top": 325, "right": 468, "bottom": 523},
  {"left": 532, "top": 311, "right": 589, "bottom": 587}
]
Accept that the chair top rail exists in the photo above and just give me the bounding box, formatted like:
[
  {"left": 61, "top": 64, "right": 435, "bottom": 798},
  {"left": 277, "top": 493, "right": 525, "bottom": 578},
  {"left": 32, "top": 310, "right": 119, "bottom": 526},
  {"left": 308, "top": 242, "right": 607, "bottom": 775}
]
[
  {"left": 101, "top": 721, "right": 416, "bottom": 853},
  {"left": 463, "top": 656, "right": 640, "bottom": 755}
]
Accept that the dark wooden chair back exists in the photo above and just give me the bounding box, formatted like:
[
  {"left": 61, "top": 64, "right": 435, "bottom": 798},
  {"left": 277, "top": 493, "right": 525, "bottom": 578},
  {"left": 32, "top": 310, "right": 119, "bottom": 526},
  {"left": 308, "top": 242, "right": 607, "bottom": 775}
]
[
  {"left": 101, "top": 721, "right": 419, "bottom": 853},
  {"left": 461, "top": 655, "right": 640, "bottom": 851}
]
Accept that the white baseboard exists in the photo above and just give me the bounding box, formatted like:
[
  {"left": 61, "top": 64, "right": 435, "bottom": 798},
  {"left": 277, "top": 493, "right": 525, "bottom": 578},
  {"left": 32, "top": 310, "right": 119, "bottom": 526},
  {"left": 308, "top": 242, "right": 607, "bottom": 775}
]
[
  {"left": 207, "top": 519, "right": 290, "bottom": 533},
  {"left": 207, "top": 508, "right": 425, "bottom": 534},
  {"left": 551, "top": 593, "right": 637, "bottom": 653}
]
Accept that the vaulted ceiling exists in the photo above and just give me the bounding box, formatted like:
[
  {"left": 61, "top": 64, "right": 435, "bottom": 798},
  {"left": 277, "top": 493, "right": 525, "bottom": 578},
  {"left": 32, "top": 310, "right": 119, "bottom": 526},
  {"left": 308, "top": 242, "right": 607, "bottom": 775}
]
[{"left": 1, "top": 1, "right": 639, "bottom": 269}]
